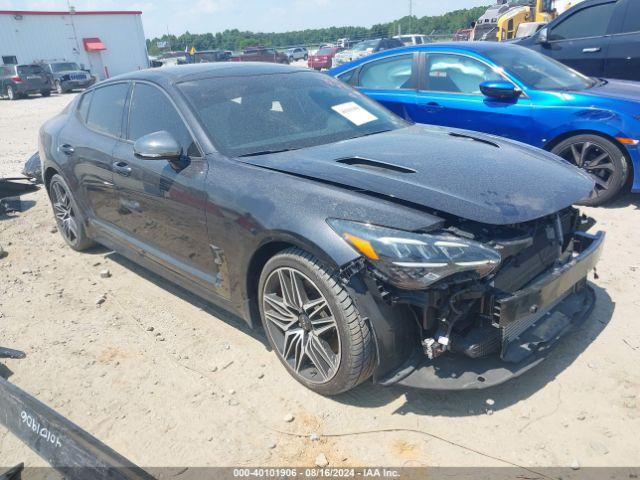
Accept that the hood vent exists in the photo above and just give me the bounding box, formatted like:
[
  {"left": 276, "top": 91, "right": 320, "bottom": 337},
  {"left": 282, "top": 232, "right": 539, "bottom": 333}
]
[
  {"left": 336, "top": 157, "right": 416, "bottom": 174},
  {"left": 449, "top": 132, "right": 500, "bottom": 148}
]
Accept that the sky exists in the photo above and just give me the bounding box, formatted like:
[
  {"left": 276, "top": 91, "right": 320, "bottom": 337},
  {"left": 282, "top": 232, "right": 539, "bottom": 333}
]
[{"left": 0, "top": 0, "right": 490, "bottom": 38}]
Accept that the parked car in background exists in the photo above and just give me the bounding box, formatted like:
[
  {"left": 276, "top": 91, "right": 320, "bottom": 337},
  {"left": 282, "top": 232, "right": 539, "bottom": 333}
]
[
  {"left": 307, "top": 46, "right": 341, "bottom": 70},
  {"left": 230, "top": 46, "right": 289, "bottom": 64},
  {"left": 39, "top": 63, "right": 603, "bottom": 395},
  {"left": 514, "top": 21, "right": 547, "bottom": 39},
  {"left": 0, "top": 64, "right": 52, "bottom": 100},
  {"left": 40, "top": 61, "right": 95, "bottom": 94},
  {"left": 190, "top": 50, "right": 232, "bottom": 63},
  {"left": 286, "top": 47, "right": 308, "bottom": 62},
  {"left": 516, "top": 0, "right": 640, "bottom": 81},
  {"left": 330, "top": 42, "right": 640, "bottom": 205},
  {"left": 332, "top": 38, "right": 404, "bottom": 67},
  {"left": 393, "top": 34, "right": 428, "bottom": 46}
]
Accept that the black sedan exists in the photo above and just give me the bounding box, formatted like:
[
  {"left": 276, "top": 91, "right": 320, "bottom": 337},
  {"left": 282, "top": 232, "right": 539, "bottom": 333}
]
[{"left": 39, "top": 63, "right": 604, "bottom": 394}]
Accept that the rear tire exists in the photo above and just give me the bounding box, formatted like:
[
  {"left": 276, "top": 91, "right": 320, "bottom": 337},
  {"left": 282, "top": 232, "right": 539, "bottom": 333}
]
[
  {"left": 48, "top": 174, "right": 95, "bottom": 251},
  {"left": 7, "top": 85, "right": 17, "bottom": 101},
  {"left": 258, "top": 247, "right": 375, "bottom": 395},
  {"left": 551, "top": 134, "right": 628, "bottom": 206}
]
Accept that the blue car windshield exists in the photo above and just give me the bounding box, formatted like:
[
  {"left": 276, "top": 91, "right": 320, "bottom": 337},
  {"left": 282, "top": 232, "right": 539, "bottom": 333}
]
[
  {"left": 485, "top": 47, "right": 597, "bottom": 91},
  {"left": 178, "top": 71, "right": 407, "bottom": 157}
]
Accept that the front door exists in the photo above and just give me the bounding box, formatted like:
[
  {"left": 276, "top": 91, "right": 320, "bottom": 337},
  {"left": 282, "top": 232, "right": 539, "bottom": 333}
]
[
  {"left": 413, "top": 52, "right": 533, "bottom": 144},
  {"left": 110, "top": 81, "right": 214, "bottom": 282},
  {"left": 537, "top": 1, "right": 617, "bottom": 77}
]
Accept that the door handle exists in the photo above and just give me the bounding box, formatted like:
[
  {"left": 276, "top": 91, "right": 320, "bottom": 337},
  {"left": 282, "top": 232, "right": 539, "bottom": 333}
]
[
  {"left": 582, "top": 47, "right": 601, "bottom": 53},
  {"left": 421, "top": 102, "right": 445, "bottom": 112},
  {"left": 112, "top": 161, "right": 132, "bottom": 177},
  {"left": 58, "top": 144, "right": 75, "bottom": 156}
]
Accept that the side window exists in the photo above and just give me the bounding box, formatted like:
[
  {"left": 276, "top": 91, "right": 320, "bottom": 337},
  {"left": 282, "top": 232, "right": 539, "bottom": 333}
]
[
  {"left": 415, "top": 36, "right": 423, "bottom": 45},
  {"left": 358, "top": 54, "right": 414, "bottom": 90},
  {"left": 336, "top": 69, "right": 357, "bottom": 85},
  {"left": 549, "top": 2, "right": 617, "bottom": 40},
  {"left": 425, "top": 54, "right": 503, "bottom": 94},
  {"left": 128, "top": 83, "right": 199, "bottom": 157},
  {"left": 622, "top": 1, "right": 640, "bottom": 33},
  {"left": 77, "top": 90, "right": 93, "bottom": 123},
  {"left": 86, "top": 83, "right": 129, "bottom": 137}
]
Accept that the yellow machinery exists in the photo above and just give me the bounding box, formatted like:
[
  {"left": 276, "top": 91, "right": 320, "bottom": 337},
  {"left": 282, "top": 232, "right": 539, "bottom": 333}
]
[{"left": 476, "top": 0, "right": 568, "bottom": 42}]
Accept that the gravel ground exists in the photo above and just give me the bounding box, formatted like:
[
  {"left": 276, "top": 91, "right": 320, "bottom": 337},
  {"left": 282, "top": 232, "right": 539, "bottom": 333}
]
[{"left": 1, "top": 94, "right": 640, "bottom": 471}]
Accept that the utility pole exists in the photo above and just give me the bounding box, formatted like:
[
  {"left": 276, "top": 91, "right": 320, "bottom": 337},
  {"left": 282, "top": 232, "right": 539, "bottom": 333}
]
[{"left": 408, "top": 0, "right": 413, "bottom": 33}]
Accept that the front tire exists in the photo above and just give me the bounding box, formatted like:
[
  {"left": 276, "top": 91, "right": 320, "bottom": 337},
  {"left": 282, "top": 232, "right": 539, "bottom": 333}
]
[
  {"left": 48, "top": 174, "right": 95, "bottom": 251},
  {"left": 41, "top": 89, "right": 51, "bottom": 97},
  {"left": 551, "top": 134, "right": 628, "bottom": 206},
  {"left": 258, "top": 248, "right": 375, "bottom": 395},
  {"left": 55, "top": 81, "right": 64, "bottom": 94}
]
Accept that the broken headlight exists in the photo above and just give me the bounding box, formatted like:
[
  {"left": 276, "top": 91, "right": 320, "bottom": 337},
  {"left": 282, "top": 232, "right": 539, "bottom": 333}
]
[{"left": 328, "top": 219, "right": 501, "bottom": 290}]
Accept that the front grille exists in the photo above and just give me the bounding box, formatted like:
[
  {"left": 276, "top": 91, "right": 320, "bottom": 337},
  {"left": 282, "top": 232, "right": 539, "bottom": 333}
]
[{"left": 69, "top": 74, "right": 86, "bottom": 80}]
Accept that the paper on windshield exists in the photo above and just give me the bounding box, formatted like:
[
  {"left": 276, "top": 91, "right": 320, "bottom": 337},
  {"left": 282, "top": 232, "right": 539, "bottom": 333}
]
[{"left": 331, "top": 102, "right": 378, "bottom": 126}]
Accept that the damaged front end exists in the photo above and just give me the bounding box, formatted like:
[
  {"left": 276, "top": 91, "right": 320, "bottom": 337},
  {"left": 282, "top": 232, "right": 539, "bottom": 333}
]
[{"left": 332, "top": 207, "right": 605, "bottom": 390}]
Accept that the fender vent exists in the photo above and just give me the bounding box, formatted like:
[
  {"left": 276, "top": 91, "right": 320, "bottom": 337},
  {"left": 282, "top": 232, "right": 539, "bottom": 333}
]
[
  {"left": 449, "top": 132, "right": 500, "bottom": 148},
  {"left": 335, "top": 157, "right": 416, "bottom": 174}
]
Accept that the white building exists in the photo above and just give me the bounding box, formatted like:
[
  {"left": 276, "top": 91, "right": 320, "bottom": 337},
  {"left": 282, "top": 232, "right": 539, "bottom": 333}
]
[{"left": 0, "top": 9, "right": 149, "bottom": 79}]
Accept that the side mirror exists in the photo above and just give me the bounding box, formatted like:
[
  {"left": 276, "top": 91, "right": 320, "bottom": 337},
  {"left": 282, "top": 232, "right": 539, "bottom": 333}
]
[
  {"left": 480, "top": 81, "right": 522, "bottom": 100},
  {"left": 536, "top": 27, "right": 549, "bottom": 45},
  {"left": 133, "top": 131, "right": 182, "bottom": 160}
]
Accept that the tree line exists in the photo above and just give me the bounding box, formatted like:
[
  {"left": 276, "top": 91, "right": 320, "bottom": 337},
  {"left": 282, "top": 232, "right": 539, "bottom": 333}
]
[{"left": 146, "top": 6, "right": 487, "bottom": 55}]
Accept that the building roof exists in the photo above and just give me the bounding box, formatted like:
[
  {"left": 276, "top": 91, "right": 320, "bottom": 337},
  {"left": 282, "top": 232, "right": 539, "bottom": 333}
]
[{"left": 0, "top": 10, "right": 142, "bottom": 16}]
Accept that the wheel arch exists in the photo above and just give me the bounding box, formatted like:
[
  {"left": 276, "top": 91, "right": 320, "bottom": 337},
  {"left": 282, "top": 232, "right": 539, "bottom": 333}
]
[
  {"left": 243, "top": 232, "right": 355, "bottom": 327},
  {"left": 544, "top": 129, "right": 634, "bottom": 188},
  {"left": 44, "top": 166, "right": 60, "bottom": 193}
]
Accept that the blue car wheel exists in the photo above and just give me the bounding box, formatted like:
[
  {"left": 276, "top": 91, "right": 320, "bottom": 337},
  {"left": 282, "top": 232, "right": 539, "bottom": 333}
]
[{"left": 551, "top": 134, "right": 628, "bottom": 206}]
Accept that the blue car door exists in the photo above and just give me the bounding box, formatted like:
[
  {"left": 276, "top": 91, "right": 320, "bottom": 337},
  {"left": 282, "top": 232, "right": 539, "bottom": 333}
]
[
  {"left": 410, "top": 52, "right": 534, "bottom": 144},
  {"left": 351, "top": 52, "right": 421, "bottom": 121}
]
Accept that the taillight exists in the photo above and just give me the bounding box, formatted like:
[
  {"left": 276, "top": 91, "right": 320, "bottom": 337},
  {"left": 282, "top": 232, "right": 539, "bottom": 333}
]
[{"left": 11, "top": 76, "right": 22, "bottom": 83}]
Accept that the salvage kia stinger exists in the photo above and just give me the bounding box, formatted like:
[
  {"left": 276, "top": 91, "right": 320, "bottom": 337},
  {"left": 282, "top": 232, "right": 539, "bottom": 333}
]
[{"left": 40, "top": 63, "right": 604, "bottom": 394}]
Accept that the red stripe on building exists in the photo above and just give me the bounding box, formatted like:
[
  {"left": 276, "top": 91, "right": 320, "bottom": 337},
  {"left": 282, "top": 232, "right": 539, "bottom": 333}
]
[{"left": 0, "top": 10, "right": 142, "bottom": 16}]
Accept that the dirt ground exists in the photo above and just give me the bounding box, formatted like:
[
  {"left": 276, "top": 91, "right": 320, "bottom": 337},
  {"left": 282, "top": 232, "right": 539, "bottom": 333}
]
[{"left": 1, "top": 94, "right": 640, "bottom": 471}]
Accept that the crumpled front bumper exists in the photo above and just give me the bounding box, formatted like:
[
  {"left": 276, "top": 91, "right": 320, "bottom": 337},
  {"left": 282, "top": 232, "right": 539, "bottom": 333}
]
[{"left": 379, "top": 230, "right": 605, "bottom": 390}]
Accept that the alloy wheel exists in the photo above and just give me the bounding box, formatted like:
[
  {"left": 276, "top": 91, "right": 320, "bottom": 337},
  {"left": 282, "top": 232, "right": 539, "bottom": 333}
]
[
  {"left": 556, "top": 141, "right": 616, "bottom": 200},
  {"left": 51, "top": 181, "right": 79, "bottom": 245},
  {"left": 55, "top": 81, "right": 63, "bottom": 94},
  {"left": 262, "top": 267, "right": 341, "bottom": 384}
]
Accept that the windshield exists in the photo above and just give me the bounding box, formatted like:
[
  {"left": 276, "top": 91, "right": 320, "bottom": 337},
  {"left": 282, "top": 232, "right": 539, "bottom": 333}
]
[
  {"left": 51, "top": 62, "right": 80, "bottom": 72},
  {"left": 485, "top": 46, "right": 596, "bottom": 91},
  {"left": 178, "top": 71, "right": 407, "bottom": 157},
  {"left": 317, "top": 47, "right": 334, "bottom": 55},
  {"left": 353, "top": 40, "right": 379, "bottom": 51}
]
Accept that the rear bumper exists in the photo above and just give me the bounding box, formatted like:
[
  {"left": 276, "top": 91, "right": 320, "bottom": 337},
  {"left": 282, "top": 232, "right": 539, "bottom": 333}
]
[{"left": 379, "top": 230, "right": 605, "bottom": 390}]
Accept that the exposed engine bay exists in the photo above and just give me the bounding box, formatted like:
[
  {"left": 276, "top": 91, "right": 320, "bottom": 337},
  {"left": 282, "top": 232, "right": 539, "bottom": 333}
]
[{"left": 340, "top": 207, "right": 604, "bottom": 390}]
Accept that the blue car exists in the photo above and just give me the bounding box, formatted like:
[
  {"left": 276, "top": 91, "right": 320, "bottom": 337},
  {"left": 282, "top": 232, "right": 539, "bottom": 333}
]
[{"left": 329, "top": 42, "right": 640, "bottom": 205}]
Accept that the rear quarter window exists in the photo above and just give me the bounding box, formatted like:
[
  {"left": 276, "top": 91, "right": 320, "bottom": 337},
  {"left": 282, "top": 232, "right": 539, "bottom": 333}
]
[{"left": 77, "top": 90, "right": 94, "bottom": 123}]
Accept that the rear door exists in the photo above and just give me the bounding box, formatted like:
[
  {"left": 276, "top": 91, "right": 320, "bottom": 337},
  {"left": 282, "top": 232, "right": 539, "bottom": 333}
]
[
  {"left": 17, "top": 65, "right": 48, "bottom": 91},
  {"left": 58, "top": 83, "right": 129, "bottom": 226},
  {"left": 349, "top": 52, "right": 420, "bottom": 120},
  {"left": 540, "top": 1, "right": 618, "bottom": 76},
  {"left": 110, "top": 81, "right": 212, "bottom": 278},
  {"left": 604, "top": 0, "right": 640, "bottom": 80}
]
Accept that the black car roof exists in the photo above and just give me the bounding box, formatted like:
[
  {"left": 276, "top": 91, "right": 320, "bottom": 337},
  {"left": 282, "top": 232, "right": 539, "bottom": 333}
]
[{"left": 106, "top": 62, "right": 310, "bottom": 84}]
